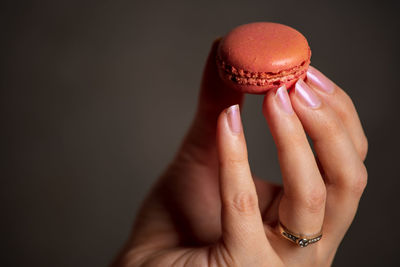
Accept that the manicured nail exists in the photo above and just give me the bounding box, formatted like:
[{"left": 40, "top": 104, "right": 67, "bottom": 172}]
[
  {"left": 275, "top": 85, "right": 293, "bottom": 115},
  {"left": 226, "top": 104, "right": 242, "bottom": 134},
  {"left": 306, "top": 66, "right": 335, "bottom": 94},
  {"left": 295, "top": 79, "right": 321, "bottom": 108}
]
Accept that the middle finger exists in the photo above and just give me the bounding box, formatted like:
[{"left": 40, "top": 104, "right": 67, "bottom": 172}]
[{"left": 262, "top": 86, "right": 326, "bottom": 239}]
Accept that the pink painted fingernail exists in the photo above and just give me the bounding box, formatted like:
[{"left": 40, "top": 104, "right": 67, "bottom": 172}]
[
  {"left": 275, "top": 85, "right": 293, "bottom": 115},
  {"left": 306, "top": 66, "right": 335, "bottom": 94},
  {"left": 295, "top": 79, "right": 321, "bottom": 108},
  {"left": 226, "top": 104, "right": 242, "bottom": 134}
]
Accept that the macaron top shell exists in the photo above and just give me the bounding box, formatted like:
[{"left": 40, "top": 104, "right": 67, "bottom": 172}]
[{"left": 218, "top": 22, "right": 310, "bottom": 73}]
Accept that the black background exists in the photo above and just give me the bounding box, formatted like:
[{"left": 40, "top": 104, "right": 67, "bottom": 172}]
[{"left": 1, "top": 0, "right": 399, "bottom": 266}]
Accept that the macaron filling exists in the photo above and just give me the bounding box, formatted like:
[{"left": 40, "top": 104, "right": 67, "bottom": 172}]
[{"left": 217, "top": 56, "right": 310, "bottom": 87}]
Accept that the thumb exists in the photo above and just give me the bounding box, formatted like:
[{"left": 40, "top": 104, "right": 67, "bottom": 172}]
[
  {"left": 178, "top": 39, "right": 244, "bottom": 164},
  {"left": 216, "top": 104, "right": 272, "bottom": 265}
]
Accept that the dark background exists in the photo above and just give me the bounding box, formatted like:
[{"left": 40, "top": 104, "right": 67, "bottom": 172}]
[{"left": 1, "top": 0, "right": 399, "bottom": 266}]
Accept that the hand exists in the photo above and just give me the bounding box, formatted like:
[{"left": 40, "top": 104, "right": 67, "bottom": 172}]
[{"left": 111, "top": 40, "right": 368, "bottom": 266}]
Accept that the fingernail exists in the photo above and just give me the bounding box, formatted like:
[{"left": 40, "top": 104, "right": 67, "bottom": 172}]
[
  {"left": 295, "top": 79, "right": 321, "bottom": 108},
  {"left": 226, "top": 104, "right": 242, "bottom": 134},
  {"left": 306, "top": 66, "right": 335, "bottom": 94},
  {"left": 275, "top": 85, "right": 293, "bottom": 115}
]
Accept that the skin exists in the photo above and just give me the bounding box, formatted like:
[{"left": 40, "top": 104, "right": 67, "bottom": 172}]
[{"left": 111, "top": 40, "right": 368, "bottom": 267}]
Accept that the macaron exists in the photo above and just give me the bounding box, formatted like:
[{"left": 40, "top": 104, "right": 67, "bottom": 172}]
[{"left": 217, "top": 22, "right": 311, "bottom": 94}]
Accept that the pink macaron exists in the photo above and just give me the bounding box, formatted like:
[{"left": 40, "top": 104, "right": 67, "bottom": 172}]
[{"left": 217, "top": 22, "right": 311, "bottom": 94}]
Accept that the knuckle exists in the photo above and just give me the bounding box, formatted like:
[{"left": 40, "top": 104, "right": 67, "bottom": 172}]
[
  {"left": 357, "top": 135, "right": 369, "bottom": 161},
  {"left": 225, "top": 156, "right": 248, "bottom": 167},
  {"left": 348, "top": 164, "right": 368, "bottom": 196},
  {"left": 299, "top": 186, "right": 327, "bottom": 213},
  {"left": 337, "top": 88, "right": 355, "bottom": 113},
  {"left": 230, "top": 192, "right": 259, "bottom": 215}
]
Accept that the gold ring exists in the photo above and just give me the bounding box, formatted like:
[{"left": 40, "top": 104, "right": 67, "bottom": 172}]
[{"left": 278, "top": 221, "right": 322, "bottom": 247}]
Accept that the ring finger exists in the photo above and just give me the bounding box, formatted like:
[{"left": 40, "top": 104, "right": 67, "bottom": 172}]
[{"left": 290, "top": 79, "right": 367, "bottom": 247}]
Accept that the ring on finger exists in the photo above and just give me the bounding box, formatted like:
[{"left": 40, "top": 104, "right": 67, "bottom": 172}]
[{"left": 278, "top": 221, "right": 322, "bottom": 247}]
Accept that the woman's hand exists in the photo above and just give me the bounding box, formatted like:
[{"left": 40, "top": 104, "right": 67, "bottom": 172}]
[{"left": 112, "top": 40, "right": 368, "bottom": 266}]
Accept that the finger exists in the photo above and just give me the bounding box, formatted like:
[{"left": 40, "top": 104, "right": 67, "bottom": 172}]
[
  {"left": 262, "top": 86, "right": 326, "bottom": 237},
  {"left": 179, "top": 39, "right": 244, "bottom": 163},
  {"left": 165, "top": 39, "right": 244, "bottom": 246},
  {"left": 290, "top": 79, "right": 368, "bottom": 244},
  {"left": 306, "top": 66, "right": 368, "bottom": 160},
  {"left": 216, "top": 105, "right": 271, "bottom": 261}
]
